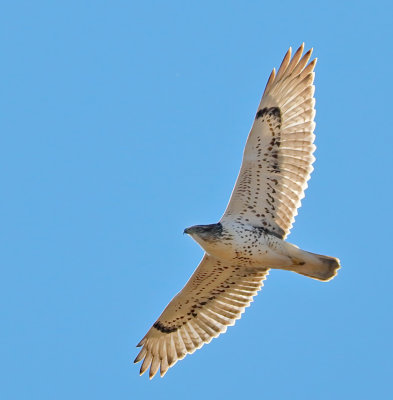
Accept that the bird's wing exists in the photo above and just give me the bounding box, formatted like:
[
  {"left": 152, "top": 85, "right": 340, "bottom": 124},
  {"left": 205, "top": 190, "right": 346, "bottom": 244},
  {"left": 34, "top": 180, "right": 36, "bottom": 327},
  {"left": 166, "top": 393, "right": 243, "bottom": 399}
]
[
  {"left": 221, "top": 44, "right": 316, "bottom": 239},
  {"left": 134, "top": 254, "right": 269, "bottom": 379}
]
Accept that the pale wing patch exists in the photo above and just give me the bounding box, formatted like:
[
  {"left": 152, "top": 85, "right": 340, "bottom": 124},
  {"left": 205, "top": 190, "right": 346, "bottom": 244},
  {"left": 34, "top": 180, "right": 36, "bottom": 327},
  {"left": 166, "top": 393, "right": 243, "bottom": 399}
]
[
  {"left": 134, "top": 254, "right": 269, "bottom": 379},
  {"left": 222, "top": 44, "right": 316, "bottom": 238}
]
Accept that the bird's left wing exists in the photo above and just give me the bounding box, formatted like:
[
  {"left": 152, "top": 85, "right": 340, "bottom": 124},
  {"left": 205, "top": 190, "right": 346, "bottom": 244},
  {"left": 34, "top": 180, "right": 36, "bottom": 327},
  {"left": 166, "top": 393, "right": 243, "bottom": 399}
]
[
  {"left": 222, "top": 44, "right": 317, "bottom": 239},
  {"left": 135, "top": 254, "right": 269, "bottom": 379}
]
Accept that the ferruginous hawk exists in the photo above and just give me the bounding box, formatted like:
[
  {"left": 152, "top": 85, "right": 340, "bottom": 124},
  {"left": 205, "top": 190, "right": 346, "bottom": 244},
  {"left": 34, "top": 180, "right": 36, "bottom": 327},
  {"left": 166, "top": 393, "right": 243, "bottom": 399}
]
[{"left": 134, "top": 44, "right": 340, "bottom": 379}]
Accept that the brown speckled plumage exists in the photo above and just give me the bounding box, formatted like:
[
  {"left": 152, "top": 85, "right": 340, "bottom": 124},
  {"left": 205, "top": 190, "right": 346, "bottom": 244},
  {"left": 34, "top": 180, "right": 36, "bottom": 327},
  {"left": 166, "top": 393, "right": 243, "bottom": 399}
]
[{"left": 135, "top": 44, "right": 341, "bottom": 379}]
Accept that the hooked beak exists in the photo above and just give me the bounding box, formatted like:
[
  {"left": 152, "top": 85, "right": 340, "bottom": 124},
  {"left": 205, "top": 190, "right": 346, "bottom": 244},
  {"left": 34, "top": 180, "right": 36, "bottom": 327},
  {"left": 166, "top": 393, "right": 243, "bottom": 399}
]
[{"left": 183, "top": 227, "right": 193, "bottom": 235}]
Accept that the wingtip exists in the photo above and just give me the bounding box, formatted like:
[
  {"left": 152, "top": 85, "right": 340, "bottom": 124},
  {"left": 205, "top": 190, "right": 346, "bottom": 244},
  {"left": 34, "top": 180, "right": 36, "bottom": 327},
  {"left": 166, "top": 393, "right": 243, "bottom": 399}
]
[
  {"left": 305, "top": 47, "right": 313, "bottom": 57},
  {"left": 160, "top": 369, "right": 168, "bottom": 378},
  {"left": 133, "top": 355, "right": 141, "bottom": 364},
  {"left": 276, "top": 47, "right": 292, "bottom": 81},
  {"left": 263, "top": 67, "right": 276, "bottom": 96}
]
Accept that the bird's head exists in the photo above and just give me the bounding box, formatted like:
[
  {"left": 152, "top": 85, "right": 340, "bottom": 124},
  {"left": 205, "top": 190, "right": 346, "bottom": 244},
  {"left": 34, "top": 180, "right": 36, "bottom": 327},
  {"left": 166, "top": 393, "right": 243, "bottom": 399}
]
[{"left": 184, "top": 223, "right": 223, "bottom": 244}]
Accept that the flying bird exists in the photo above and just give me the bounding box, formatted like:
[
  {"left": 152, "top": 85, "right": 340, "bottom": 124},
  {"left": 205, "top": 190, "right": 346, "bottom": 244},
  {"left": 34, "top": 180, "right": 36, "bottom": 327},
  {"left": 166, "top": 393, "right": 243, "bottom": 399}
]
[{"left": 134, "top": 44, "right": 340, "bottom": 379}]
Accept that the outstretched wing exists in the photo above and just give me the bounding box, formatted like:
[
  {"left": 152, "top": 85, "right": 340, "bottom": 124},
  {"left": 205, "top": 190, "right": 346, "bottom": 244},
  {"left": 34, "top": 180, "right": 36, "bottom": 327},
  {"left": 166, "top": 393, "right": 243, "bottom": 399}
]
[
  {"left": 134, "top": 255, "right": 268, "bottom": 379},
  {"left": 222, "top": 44, "right": 316, "bottom": 239}
]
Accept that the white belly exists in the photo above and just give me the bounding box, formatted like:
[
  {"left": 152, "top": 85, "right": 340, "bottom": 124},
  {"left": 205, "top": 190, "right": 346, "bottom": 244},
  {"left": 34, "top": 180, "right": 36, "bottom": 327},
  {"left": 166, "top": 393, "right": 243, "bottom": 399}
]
[{"left": 197, "top": 221, "right": 293, "bottom": 268}]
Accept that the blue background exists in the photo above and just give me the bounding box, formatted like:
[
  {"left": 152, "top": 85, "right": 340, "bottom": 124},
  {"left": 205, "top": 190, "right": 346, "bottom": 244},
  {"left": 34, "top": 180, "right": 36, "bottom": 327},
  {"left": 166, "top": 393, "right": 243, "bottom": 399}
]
[{"left": 1, "top": 1, "right": 392, "bottom": 399}]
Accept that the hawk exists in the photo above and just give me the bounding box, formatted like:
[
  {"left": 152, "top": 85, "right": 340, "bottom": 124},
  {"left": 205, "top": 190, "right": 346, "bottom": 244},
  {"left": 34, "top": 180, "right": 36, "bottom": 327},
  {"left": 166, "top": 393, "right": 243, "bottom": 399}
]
[{"left": 134, "top": 44, "right": 340, "bottom": 379}]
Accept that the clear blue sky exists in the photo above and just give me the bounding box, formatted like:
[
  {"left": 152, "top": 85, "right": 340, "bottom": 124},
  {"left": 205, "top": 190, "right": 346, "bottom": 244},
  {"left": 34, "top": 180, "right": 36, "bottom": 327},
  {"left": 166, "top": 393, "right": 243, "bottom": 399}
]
[{"left": 1, "top": 1, "right": 392, "bottom": 399}]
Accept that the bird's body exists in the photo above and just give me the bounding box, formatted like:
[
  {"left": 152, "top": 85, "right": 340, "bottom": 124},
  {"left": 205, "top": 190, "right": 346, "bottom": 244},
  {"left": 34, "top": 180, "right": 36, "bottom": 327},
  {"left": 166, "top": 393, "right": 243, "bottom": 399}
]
[
  {"left": 135, "top": 44, "right": 341, "bottom": 379},
  {"left": 186, "top": 220, "right": 339, "bottom": 279},
  {"left": 186, "top": 221, "right": 293, "bottom": 268}
]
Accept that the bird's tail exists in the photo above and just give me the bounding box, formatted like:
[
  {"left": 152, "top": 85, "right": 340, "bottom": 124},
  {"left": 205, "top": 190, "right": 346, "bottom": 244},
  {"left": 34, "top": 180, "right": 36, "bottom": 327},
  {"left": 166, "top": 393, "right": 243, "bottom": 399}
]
[{"left": 282, "top": 248, "right": 341, "bottom": 281}]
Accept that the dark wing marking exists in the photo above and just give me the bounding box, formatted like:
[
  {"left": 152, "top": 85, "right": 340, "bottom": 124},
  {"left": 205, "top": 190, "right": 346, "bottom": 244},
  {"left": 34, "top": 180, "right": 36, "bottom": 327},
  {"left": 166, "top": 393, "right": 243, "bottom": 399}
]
[
  {"left": 222, "top": 44, "right": 316, "bottom": 238},
  {"left": 134, "top": 254, "right": 268, "bottom": 378}
]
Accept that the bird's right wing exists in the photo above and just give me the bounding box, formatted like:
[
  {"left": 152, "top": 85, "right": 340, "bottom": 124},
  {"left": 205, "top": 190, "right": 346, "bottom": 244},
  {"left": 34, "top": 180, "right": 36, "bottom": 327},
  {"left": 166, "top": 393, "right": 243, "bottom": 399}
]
[{"left": 135, "top": 254, "right": 269, "bottom": 379}]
